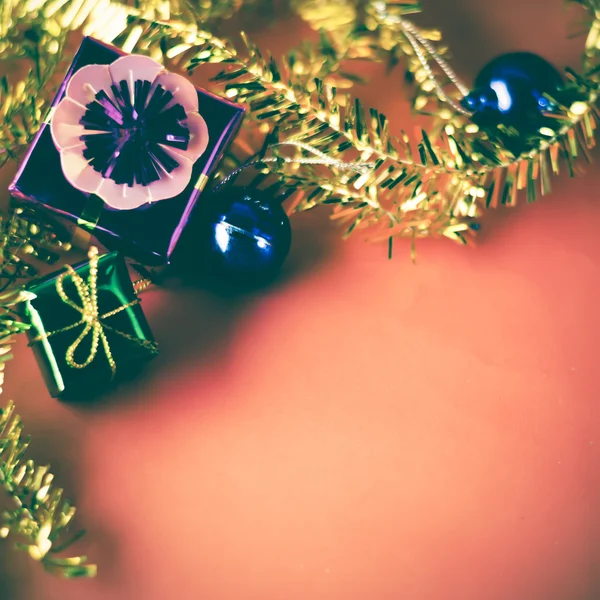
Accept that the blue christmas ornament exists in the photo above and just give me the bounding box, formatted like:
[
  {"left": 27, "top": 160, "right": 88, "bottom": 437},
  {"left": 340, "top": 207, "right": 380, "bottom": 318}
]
[
  {"left": 462, "top": 52, "right": 563, "bottom": 135},
  {"left": 198, "top": 186, "right": 292, "bottom": 282}
]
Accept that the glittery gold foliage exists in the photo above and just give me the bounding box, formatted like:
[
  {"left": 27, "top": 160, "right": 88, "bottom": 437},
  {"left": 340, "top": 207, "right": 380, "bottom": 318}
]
[
  {"left": 0, "top": 400, "right": 97, "bottom": 578},
  {"left": 0, "top": 229, "right": 94, "bottom": 577}
]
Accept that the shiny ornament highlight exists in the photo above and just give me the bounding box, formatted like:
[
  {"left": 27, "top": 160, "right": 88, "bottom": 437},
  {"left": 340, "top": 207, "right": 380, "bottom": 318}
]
[
  {"left": 462, "top": 52, "right": 563, "bottom": 136},
  {"left": 199, "top": 187, "right": 292, "bottom": 282}
]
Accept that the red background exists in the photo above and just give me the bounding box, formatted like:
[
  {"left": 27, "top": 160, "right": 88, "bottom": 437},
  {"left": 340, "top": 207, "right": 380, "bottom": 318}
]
[{"left": 1, "top": 1, "right": 600, "bottom": 598}]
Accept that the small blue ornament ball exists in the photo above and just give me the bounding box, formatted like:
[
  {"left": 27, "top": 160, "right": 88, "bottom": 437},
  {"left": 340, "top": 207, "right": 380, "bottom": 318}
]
[
  {"left": 197, "top": 186, "right": 292, "bottom": 283},
  {"left": 462, "top": 52, "right": 563, "bottom": 134}
]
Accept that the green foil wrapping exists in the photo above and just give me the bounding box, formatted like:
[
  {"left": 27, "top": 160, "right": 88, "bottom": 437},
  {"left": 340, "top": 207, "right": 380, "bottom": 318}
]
[{"left": 22, "top": 251, "right": 157, "bottom": 399}]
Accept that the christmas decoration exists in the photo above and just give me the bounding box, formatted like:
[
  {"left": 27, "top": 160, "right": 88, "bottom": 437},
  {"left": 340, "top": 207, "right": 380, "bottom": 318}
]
[
  {"left": 395, "top": 2, "right": 600, "bottom": 207},
  {"left": 9, "top": 36, "right": 245, "bottom": 266},
  {"left": 0, "top": 0, "right": 600, "bottom": 580},
  {"left": 194, "top": 186, "right": 292, "bottom": 282},
  {"left": 3, "top": 0, "right": 600, "bottom": 251},
  {"left": 22, "top": 247, "right": 158, "bottom": 399},
  {"left": 462, "top": 53, "right": 564, "bottom": 135},
  {"left": 0, "top": 207, "right": 73, "bottom": 290},
  {"left": 0, "top": 288, "right": 96, "bottom": 577}
]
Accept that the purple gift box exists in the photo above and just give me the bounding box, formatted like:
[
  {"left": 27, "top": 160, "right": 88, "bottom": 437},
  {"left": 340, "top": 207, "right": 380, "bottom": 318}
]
[{"left": 9, "top": 37, "right": 245, "bottom": 266}]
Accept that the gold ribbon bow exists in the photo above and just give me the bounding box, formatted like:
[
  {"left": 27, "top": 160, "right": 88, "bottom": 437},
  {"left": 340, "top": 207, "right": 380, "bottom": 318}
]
[{"left": 30, "top": 247, "right": 158, "bottom": 377}]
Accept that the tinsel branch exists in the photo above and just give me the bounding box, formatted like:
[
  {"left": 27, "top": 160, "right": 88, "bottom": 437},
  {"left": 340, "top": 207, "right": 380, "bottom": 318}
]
[
  {"left": 0, "top": 0, "right": 476, "bottom": 245},
  {"left": 194, "top": 34, "right": 478, "bottom": 243},
  {"left": 0, "top": 73, "right": 48, "bottom": 169},
  {"left": 289, "top": 0, "right": 421, "bottom": 85},
  {"left": 293, "top": 0, "right": 362, "bottom": 37},
  {"left": 569, "top": 0, "right": 600, "bottom": 68},
  {"left": 377, "top": 0, "right": 600, "bottom": 208},
  {"left": 1, "top": 0, "right": 597, "bottom": 584},
  {"left": 285, "top": 29, "right": 379, "bottom": 89},
  {"left": 115, "top": 0, "right": 600, "bottom": 242},
  {"left": 0, "top": 290, "right": 96, "bottom": 578},
  {"left": 0, "top": 207, "right": 72, "bottom": 290}
]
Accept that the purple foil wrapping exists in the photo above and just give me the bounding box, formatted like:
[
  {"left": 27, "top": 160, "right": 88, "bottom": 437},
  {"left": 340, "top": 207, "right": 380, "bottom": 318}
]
[{"left": 9, "top": 37, "right": 246, "bottom": 266}]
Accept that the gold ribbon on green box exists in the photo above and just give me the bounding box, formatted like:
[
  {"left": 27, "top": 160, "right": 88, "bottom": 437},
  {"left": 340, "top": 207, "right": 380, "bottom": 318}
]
[{"left": 28, "top": 247, "right": 158, "bottom": 388}]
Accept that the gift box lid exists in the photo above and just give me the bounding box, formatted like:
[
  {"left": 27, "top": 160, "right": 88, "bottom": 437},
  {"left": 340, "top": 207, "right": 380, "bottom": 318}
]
[{"left": 9, "top": 36, "right": 246, "bottom": 267}]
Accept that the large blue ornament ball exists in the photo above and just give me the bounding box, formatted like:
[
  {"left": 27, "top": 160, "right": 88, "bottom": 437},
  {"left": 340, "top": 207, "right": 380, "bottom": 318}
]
[
  {"left": 197, "top": 186, "right": 292, "bottom": 283},
  {"left": 462, "top": 52, "right": 563, "bottom": 135}
]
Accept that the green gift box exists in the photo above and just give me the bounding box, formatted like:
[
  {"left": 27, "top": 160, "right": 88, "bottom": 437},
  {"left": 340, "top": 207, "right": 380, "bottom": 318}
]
[{"left": 22, "top": 250, "right": 158, "bottom": 399}]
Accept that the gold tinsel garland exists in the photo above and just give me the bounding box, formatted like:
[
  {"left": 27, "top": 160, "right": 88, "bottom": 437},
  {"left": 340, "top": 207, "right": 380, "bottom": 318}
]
[
  {"left": 3, "top": 0, "right": 599, "bottom": 248},
  {"left": 86, "top": 7, "right": 475, "bottom": 246},
  {"left": 0, "top": 0, "right": 599, "bottom": 579},
  {"left": 0, "top": 288, "right": 96, "bottom": 578},
  {"left": 0, "top": 210, "right": 92, "bottom": 575},
  {"left": 379, "top": 0, "right": 600, "bottom": 208}
]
